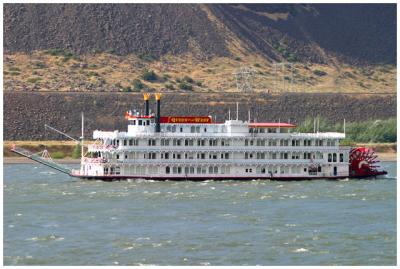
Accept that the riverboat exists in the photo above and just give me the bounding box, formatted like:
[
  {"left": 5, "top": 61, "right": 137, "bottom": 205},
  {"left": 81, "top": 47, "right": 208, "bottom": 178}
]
[{"left": 18, "top": 93, "right": 382, "bottom": 181}]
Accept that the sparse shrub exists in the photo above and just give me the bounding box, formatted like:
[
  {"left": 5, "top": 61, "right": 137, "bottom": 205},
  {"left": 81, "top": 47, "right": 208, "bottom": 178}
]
[
  {"left": 9, "top": 67, "right": 21, "bottom": 72},
  {"left": 87, "top": 71, "right": 99, "bottom": 77},
  {"left": 52, "top": 151, "right": 65, "bottom": 159},
  {"left": 27, "top": 77, "right": 42, "bottom": 83},
  {"left": 340, "top": 139, "right": 356, "bottom": 146},
  {"left": 343, "top": 71, "right": 355, "bottom": 79},
  {"left": 195, "top": 81, "right": 203, "bottom": 87},
  {"left": 114, "top": 82, "right": 122, "bottom": 89},
  {"left": 44, "top": 48, "right": 66, "bottom": 56},
  {"left": 165, "top": 83, "right": 175, "bottom": 90},
  {"left": 107, "top": 48, "right": 116, "bottom": 54},
  {"left": 142, "top": 69, "right": 157, "bottom": 82},
  {"left": 33, "top": 62, "right": 46, "bottom": 69},
  {"left": 122, "top": 86, "right": 132, "bottom": 92},
  {"left": 183, "top": 76, "right": 194, "bottom": 83},
  {"left": 132, "top": 79, "right": 144, "bottom": 90},
  {"left": 162, "top": 73, "right": 170, "bottom": 81},
  {"left": 71, "top": 144, "right": 81, "bottom": 159},
  {"left": 286, "top": 53, "right": 298, "bottom": 62},
  {"left": 175, "top": 78, "right": 181, "bottom": 83},
  {"left": 234, "top": 56, "right": 241, "bottom": 61},
  {"left": 44, "top": 48, "right": 79, "bottom": 62},
  {"left": 9, "top": 71, "right": 20, "bottom": 76},
  {"left": 313, "top": 69, "right": 327, "bottom": 76},
  {"left": 178, "top": 82, "right": 192, "bottom": 91},
  {"left": 91, "top": 49, "right": 100, "bottom": 54},
  {"left": 138, "top": 53, "right": 157, "bottom": 62},
  {"left": 254, "top": 63, "right": 261, "bottom": 68}
]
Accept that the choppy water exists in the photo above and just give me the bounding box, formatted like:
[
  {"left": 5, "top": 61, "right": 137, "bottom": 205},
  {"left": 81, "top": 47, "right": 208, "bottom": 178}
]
[{"left": 4, "top": 162, "right": 397, "bottom": 265}]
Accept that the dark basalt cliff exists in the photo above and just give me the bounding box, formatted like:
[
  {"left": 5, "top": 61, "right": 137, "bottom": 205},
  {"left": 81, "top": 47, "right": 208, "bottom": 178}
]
[
  {"left": 4, "top": 3, "right": 396, "bottom": 64},
  {"left": 4, "top": 92, "right": 396, "bottom": 140}
]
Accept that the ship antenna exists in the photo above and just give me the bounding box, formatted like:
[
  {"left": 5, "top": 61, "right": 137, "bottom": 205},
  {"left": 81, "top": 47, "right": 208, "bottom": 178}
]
[
  {"left": 343, "top": 118, "right": 346, "bottom": 134},
  {"left": 313, "top": 118, "right": 316, "bottom": 133},
  {"left": 236, "top": 102, "right": 239, "bottom": 120},
  {"left": 228, "top": 108, "right": 231, "bottom": 120},
  {"left": 81, "top": 112, "right": 84, "bottom": 160}
]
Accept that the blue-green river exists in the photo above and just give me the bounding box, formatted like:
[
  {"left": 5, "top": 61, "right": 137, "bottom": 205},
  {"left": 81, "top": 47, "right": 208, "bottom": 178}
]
[{"left": 3, "top": 162, "right": 396, "bottom": 265}]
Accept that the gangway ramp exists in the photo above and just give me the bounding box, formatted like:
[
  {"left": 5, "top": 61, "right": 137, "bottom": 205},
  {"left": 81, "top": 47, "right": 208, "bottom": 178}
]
[{"left": 11, "top": 146, "right": 72, "bottom": 175}]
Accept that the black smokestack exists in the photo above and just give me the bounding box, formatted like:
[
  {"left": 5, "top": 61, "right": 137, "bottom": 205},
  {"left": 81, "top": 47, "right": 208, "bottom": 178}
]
[
  {"left": 155, "top": 93, "right": 161, "bottom": 132},
  {"left": 143, "top": 93, "right": 150, "bottom": 116}
]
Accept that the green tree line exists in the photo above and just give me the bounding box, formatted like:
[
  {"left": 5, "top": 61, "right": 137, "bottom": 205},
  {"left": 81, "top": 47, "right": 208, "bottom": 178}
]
[{"left": 295, "top": 117, "right": 396, "bottom": 143}]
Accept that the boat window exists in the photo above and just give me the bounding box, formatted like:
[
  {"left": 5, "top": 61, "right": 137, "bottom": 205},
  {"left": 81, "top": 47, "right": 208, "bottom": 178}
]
[{"left": 209, "top": 166, "right": 213, "bottom": 174}]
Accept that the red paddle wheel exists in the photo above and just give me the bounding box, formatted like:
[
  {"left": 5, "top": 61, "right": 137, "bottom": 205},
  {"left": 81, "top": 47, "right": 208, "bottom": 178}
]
[{"left": 349, "top": 147, "right": 387, "bottom": 178}]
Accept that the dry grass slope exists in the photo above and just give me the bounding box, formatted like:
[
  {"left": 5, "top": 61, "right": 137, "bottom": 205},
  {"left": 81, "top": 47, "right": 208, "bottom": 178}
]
[{"left": 3, "top": 51, "right": 396, "bottom": 94}]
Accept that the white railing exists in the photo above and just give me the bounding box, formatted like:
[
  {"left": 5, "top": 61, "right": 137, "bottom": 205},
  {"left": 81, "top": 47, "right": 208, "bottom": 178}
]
[
  {"left": 103, "top": 159, "right": 332, "bottom": 165},
  {"left": 100, "top": 145, "right": 346, "bottom": 152},
  {"left": 93, "top": 130, "right": 345, "bottom": 140}
]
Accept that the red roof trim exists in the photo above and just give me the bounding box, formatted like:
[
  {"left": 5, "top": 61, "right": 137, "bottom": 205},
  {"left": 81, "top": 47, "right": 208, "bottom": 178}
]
[{"left": 249, "top": 122, "right": 297, "bottom": 128}]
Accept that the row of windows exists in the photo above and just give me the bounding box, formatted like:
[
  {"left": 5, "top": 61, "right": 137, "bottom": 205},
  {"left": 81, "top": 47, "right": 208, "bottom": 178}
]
[
  {"left": 166, "top": 125, "right": 209, "bottom": 133},
  {"left": 131, "top": 119, "right": 151, "bottom": 126},
  {"left": 113, "top": 138, "right": 337, "bottom": 147},
  {"left": 115, "top": 151, "right": 330, "bottom": 161},
  {"left": 165, "top": 166, "right": 231, "bottom": 175},
  {"left": 328, "top": 153, "right": 344, "bottom": 162},
  {"left": 103, "top": 165, "right": 327, "bottom": 175}
]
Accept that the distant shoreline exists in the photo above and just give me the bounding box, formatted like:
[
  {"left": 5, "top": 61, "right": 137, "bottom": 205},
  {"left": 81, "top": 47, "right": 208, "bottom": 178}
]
[
  {"left": 4, "top": 152, "right": 397, "bottom": 164},
  {"left": 4, "top": 157, "right": 80, "bottom": 164}
]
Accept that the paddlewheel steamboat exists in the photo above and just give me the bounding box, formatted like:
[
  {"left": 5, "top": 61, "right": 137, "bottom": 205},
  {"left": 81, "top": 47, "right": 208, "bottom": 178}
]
[{"left": 12, "top": 93, "right": 387, "bottom": 181}]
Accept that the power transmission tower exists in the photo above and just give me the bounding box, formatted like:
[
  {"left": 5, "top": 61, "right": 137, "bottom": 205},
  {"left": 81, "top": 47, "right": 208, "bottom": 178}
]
[
  {"left": 233, "top": 67, "right": 255, "bottom": 92},
  {"left": 272, "top": 62, "right": 294, "bottom": 92}
]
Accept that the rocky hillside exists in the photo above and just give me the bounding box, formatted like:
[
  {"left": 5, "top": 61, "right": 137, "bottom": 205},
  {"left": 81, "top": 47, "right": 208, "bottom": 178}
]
[
  {"left": 4, "top": 3, "right": 396, "bottom": 64},
  {"left": 4, "top": 92, "right": 396, "bottom": 140}
]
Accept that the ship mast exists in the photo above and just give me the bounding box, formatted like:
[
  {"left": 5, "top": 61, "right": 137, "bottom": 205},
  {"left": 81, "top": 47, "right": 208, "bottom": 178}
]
[{"left": 81, "top": 112, "right": 84, "bottom": 160}]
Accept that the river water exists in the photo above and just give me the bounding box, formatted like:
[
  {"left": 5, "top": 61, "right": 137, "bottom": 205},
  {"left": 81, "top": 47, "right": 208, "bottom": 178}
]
[{"left": 3, "top": 162, "right": 397, "bottom": 265}]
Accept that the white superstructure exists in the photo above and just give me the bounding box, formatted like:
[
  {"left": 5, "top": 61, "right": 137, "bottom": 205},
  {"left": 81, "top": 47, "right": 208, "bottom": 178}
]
[{"left": 76, "top": 94, "right": 351, "bottom": 180}]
